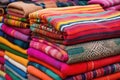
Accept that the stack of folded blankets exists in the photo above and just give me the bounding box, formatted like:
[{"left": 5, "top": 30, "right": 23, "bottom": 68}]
[
  {"left": 88, "top": 0, "right": 120, "bottom": 11},
  {"left": 0, "top": 1, "right": 42, "bottom": 80},
  {"left": 27, "top": 4, "right": 120, "bottom": 80}
]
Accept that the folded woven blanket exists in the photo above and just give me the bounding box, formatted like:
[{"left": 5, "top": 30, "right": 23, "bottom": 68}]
[
  {"left": 27, "top": 66, "right": 54, "bottom": 80},
  {"left": 5, "top": 14, "right": 29, "bottom": 22},
  {"left": 0, "top": 37, "right": 27, "bottom": 54},
  {"left": 5, "top": 55, "right": 27, "bottom": 73},
  {"left": 5, "top": 68, "right": 21, "bottom": 80},
  {"left": 94, "top": 72, "right": 120, "bottom": 80},
  {"left": 28, "top": 56, "right": 64, "bottom": 79},
  {"left": 88, "top": 0, "right": 120, "bottom": 8},
  {"left": 28, "top": 62, "right": 62, "bottom": 80},
  {"left": 5, "top": 60, "right": 27, "bottom": 78},
  {"left": 0, "top": 44, "right": 27, "bottom": 59},
  {"left": 5, "top": 65, "right": 28, "bottom": 80},
  {"left": 3, "top": 18, "right": 29, "bottom": 28},
  {"left": 5, "top": 51, "right": 28, "bottom": 67},
  {"left": 27, "top": 48, "right": 120, "bottom": 77},
  {"left": 29, "top": 4, "right": 104, "bottom": 19},
  {"left": 30, "top": 9, "right": 120, "bottom": 45},
  {"left": 65, "top": 63, "right": 120, "bottom": 80},
  {"left": 7, "top": 1, "right": 42, "bottom": 18},
  {"left": 30, "top": 38, "right": 120, "bottom": 64},
  {"left": 0, "top": 24, "right": 30, "bottom": 42},
  {"left": 0, "top": 30, "right": 29, "bottom": 49}
]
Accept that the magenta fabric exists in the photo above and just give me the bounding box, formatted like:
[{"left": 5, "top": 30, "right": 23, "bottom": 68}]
[
  {"left": 0, "top": 57, "right": 5, "bottom": 64},
  {"left": 1, "top": 24, "right": 30, "bottom": 42},
  {"left": 88, "top": 0, "right": 120, "bottom": 8},
  {"left": 27, "top": 48, "right": 120, "bottom": 77},
  {"left": 5, "top": 74, "right": 12, "bottom": 80},
  {"left": 13, "top": 27, "right": 31, "bottom": 35},
  {"left": 106, "top": 4, "right": 120, "bottom": 10}
]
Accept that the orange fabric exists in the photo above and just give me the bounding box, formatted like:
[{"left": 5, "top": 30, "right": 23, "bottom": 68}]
[
  {"left": 0, "top": 50, "right": 4, "bottom": 57},
  {"left": 94, "top": 72, "right": 120, "bottom": 80},
  {"left": 5, "top": 51, "right": 28, "bottom": 67},
  {"left": 28, "top": 56, "right": 65, "bottom": 79},
  {"left": 27, "top": 66, "right": 53, "bottom": 80}
]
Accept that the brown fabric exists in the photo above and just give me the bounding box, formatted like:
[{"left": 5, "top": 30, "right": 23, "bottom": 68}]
[
  {"left": 0, "top": 8, "right": 4, "bottom": 15},
  {"left": 7, "top": 1, "right": 42, "bottom": 17}
]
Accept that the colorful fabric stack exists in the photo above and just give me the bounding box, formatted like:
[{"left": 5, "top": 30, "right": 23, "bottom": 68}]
[
  {"left": 88, "top": 0, "right": 120, "bottom": 11},
  {"left": 0, "top": 36, "right": 28, "bottom": 80},
  {"left": 0, "top": 1, "right": 42, "bottom": 80},
  {"left": 28, "top": 4, "right": 120, "bottom": 80}
]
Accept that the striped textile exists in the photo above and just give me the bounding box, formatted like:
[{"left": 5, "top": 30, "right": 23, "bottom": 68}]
[
  {"left": 27, "top": 66, "right": 53, "bottom": 80},
  {"left": 30, "top": 37, "right": 120, "bottom": 64},
  {"left": 30, "top": 24, "right": 63, "bottom": 40},
  {"left": 0, "top": 24, "right": 30, "bottom": 42},
  {"left": 5, "top": 14, "right": 29, "bottom": 22},
  {"left": 0, "top": 37, "right": 27, "bottom": 55},
  {"left": 27, "top": 48, "right": 120, "bottom": 77},
  {"left": 5, "top": 60, "right": 27, "bottom": 78},
  {"left": 65, "top": 63, "right": 120, "bottom": 80},
  {"left": 94, "top": 72, "right": 120, "bottom": 80},
  {"left": 30, "top": 9, "right": 120, "bottom": 45},
  {"left": 5, "top": 65, "right": 27, "bottom": 80},
  {"left": 88, "top": 0, "right": 120, "bottom": 8},
  {"left": 29, "top": 4, "right": 104, "bottom": 19},
  {"left": 28, "top": 62, "right": 62, "bottom": 80},
  {"left": 0, "top": 44, "right": 27, "bottom": 59},
  {"left": 3, "top": 18, "right": 29, "bottom": 28},
  {"left": 0, "top": 30, "right": 29, "bottom": 49}
]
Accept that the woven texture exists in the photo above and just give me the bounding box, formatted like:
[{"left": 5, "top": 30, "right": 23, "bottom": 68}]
[
  {"left": 30, "top": 38, "right": 120, "bottom": 64},
  {"left": 65, "top": 63, "right": 120, "bottom": 80},
  {"left": 7, "top": 1, "right": 42, "bottom": 18}
]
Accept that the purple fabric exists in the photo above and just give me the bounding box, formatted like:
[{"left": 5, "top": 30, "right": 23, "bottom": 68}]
[{"left": 1, "top": 24, "right": 30, "bottom": 42}]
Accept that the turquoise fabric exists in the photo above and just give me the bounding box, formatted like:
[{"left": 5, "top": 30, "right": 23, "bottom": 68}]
[{"left": 28, "top": 62, "right": 62, "bottom": 80}]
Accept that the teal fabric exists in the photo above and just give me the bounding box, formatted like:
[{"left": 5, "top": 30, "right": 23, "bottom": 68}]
[
  {"left": 0, "top": 76, "right": 5, "bottom": 80},
  {"left": 28, "top": 62, "right": 62, "bottom": 80}
]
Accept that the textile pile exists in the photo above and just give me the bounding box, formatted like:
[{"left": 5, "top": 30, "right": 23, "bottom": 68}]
[
  {"left": 0, "top": 1, "right": 42, "bottom": 80},
  {"left": 0, "top": 0, "right": 120, "bottom": 80},
  {"left": 28, "top": 4, "right": 120, "bottom": 80}
]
